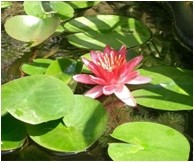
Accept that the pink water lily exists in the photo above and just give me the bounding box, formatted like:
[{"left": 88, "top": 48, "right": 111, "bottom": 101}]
[{"left": 73, "top": 45, "right": 151, "bottom": 107}]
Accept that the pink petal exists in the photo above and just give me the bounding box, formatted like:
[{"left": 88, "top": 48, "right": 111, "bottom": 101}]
[
  {"left": 90, "top": 50, "right": 98, "bottom": 63},
  {"left": 103, "top": 85, "right": 117, "bottom": 95},
  {"left": 127, "top": 75, "right": 152, "bottom": 85},
  {"left": 90, "top": 75, "right": 107, "bottom": 85},
  {"left": 82, "top": 57, "right": 102, "bottom": 77},
  {"left": 73, "top": 74, "right": 96, "bottom": 84},
  {"left": 112, "top": 67, "right": 121, "bottom": 82},
  {"left": 103, "top": 45, "right": 112, "bottom": 54},
  {"left": 85, "top": 85, "right": 103, "bottom": 98},
  {"left": 114, "top": 85, "right": 137, "bottom": 107},
  {"left": 82, "top": 58, "right": 110, "bottom": 82},
  {"left": 117, "top": 56, "right": 142, "bottom": 82},
  {"left": 119, "top": 71, "right": 139, "bottom": 84},
  {"left": 90, "top": 50, "right": 97, "bottom": 60},
  {"left": 110, "top": 49, "right": 118, "bottom": 58},
  {"left": 126, "top": 55, "right": 143, "bottom": 71},
  {"left": 118, "top": 45, "right": 127, "bottom": 59},
  {"left": 117, "top": 63, "right": 128, "bottom": 77}
]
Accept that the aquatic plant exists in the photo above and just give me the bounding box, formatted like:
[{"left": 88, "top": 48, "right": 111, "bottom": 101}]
[
  {"left": 73, "top": 45, "right": 151, "bottom": 106},
  {"left": 1, "top": 1, "right": 192, "bottom": 161}
]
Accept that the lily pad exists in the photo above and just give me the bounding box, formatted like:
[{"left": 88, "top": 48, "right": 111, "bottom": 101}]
[
  {"left": 24, "top": 1, "right": 47, "bottom": 18},
  {"left": 27, "top": 95, "right": 107, "bottom": 152},
  {"left": 50, "top": 2, "right": 74, "bottom": 20},
  {"left": 108, "top": 122, "right": 190, "bottom": 161},
  {"left": 64, "top": 15, "right": 150, "bottom": 49},
  {"left": 2, "top": 75, "right": 74, "bottom": 124},
  {"left": 21, "top": 58, "right": 53, "bottom": 75},
  {"left": 67, "top": 31, "right": 148, "bottom": 50},
  {"left": 1, "top": 114, "right": 26, "bottom": 151},
  {"left": 64, "top": 15, "right": 121, "bottom": 33},
  {"left": 4, "top": 15, "right": 60, "bottom": 47},
  {"left": 24, "top": 1, "right": 74, "bottom": 21},
  {"left": 66, "top": 1, "right": 100, "bottom": 9},
  {"left": 45, "top": 58, "right": 83, "bottom": 85},
  {"left": 1, "top": 2, "right": 12, "bottom": 9},
  {"left": 132, "top": 66, "right": 193, "bottom": 110}
]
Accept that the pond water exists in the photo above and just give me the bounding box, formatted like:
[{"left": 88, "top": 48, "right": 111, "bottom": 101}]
[{"left": 1, "top": 1, "right": 193, "bottom": 161}]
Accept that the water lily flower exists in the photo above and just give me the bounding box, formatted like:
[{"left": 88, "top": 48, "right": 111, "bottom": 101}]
[{"left": 73, "top": 45, "right": 151, "bottom": 107}]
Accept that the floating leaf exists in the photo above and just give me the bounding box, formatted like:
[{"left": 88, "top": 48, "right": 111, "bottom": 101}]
[
  {"left": 4, "top": 15, "right": 60, "bottom": 47},
  {"left": 24, "top": 1, "right": 47, "bottom": 18},
  {"left": 55, "top": 24, "right": 65, "bottom": 33},
  {"left": 64, "top": 15, "right": 150, "bottom": 49},
  {"left": 45, "top": 58, "right": 83, "bottom": 86},
  {"left": 1, "top": 2, "right": 12, "bottom": 9},
  {"left": 2, "top": 75, "right": 74, "bottom": 124},
  {"left": 1, "top": 114, "right": 26, "bottom": 151},
  {"left": 108, "top": 122, "right": 190, "bottom": 161},
  {"left": 50, "top": 2, "right": 74, "bottom": 20},
  {"left": 132, "top": 66, "right": 193, "bottom": 110},
  {"left": 66, "top": 1, "right": 100, "bottom": 9},
  {"left": 27, "top": 95, "right": 107, "bottom": 152},
  {"left": 67, "top": 31, "right": 148, "bottom": 50},
  {"left": 21, "top": 58, "right": 53, "bottom": 75},
  {"left": 24, "top": 1, "right": 74, "bottom": 21},
  {"left": 64, "top": 15, "right": 121, "bottom": 33},
  {"left": 1, "top": 104, "right": 7, "bottom": 116}
]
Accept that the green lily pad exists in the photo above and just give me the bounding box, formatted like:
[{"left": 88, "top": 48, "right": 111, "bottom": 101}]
[
  {"left": 50, "top": 2, "right": 74, "bottom": 20},
  {"left": 132, "top": 66, "right": 193, "bottom": 110},
  {"left": 67, "top": 30, "right": 148, "bottom": 50},
  {"left": 66, "top": 1, "right": 100, "bottom": 9},
  {"left": 108, "top": 122, "right": 190, "bottom": 161},
  {"left": 24, "top": 1, "right": 47, "bottom": 18},
  {"left": 1, "top": 114, "right": 26, "bottom": 151},
  {"left": 4, "top": 15, "right": 60, "bottom": 47},
  {"left": 21, "top": 58, "right": 53, "bottom": 75},
  {"left": 64, "top": 15, "right": 121, "bottom": 33},
  {"left": 24, "top": 1, "right": 74, "bottom": 21},
  {"left": 63, "top": 15, "right": 150, "bottom": 49},
  {"left": 45, "top": 58, "right": 83, "bottom": 85},
  {"left": 2, "top": 75, "right": 74, "bottom": 124},
  {"left": 27, "top": 95, "right": 107, "bottom": 152},
  {"left": 1, "top": 2, "right": 12, "bottom": 9}
]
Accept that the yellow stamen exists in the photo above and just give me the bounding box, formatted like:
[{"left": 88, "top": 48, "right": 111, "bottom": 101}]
[{"left": 97, "top": 52, "right": 125, "bottom": 72}]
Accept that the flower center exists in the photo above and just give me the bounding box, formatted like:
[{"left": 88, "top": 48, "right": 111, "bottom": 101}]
[{"left": 97, "top": 52, "right": 125, "bottom": 72}]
